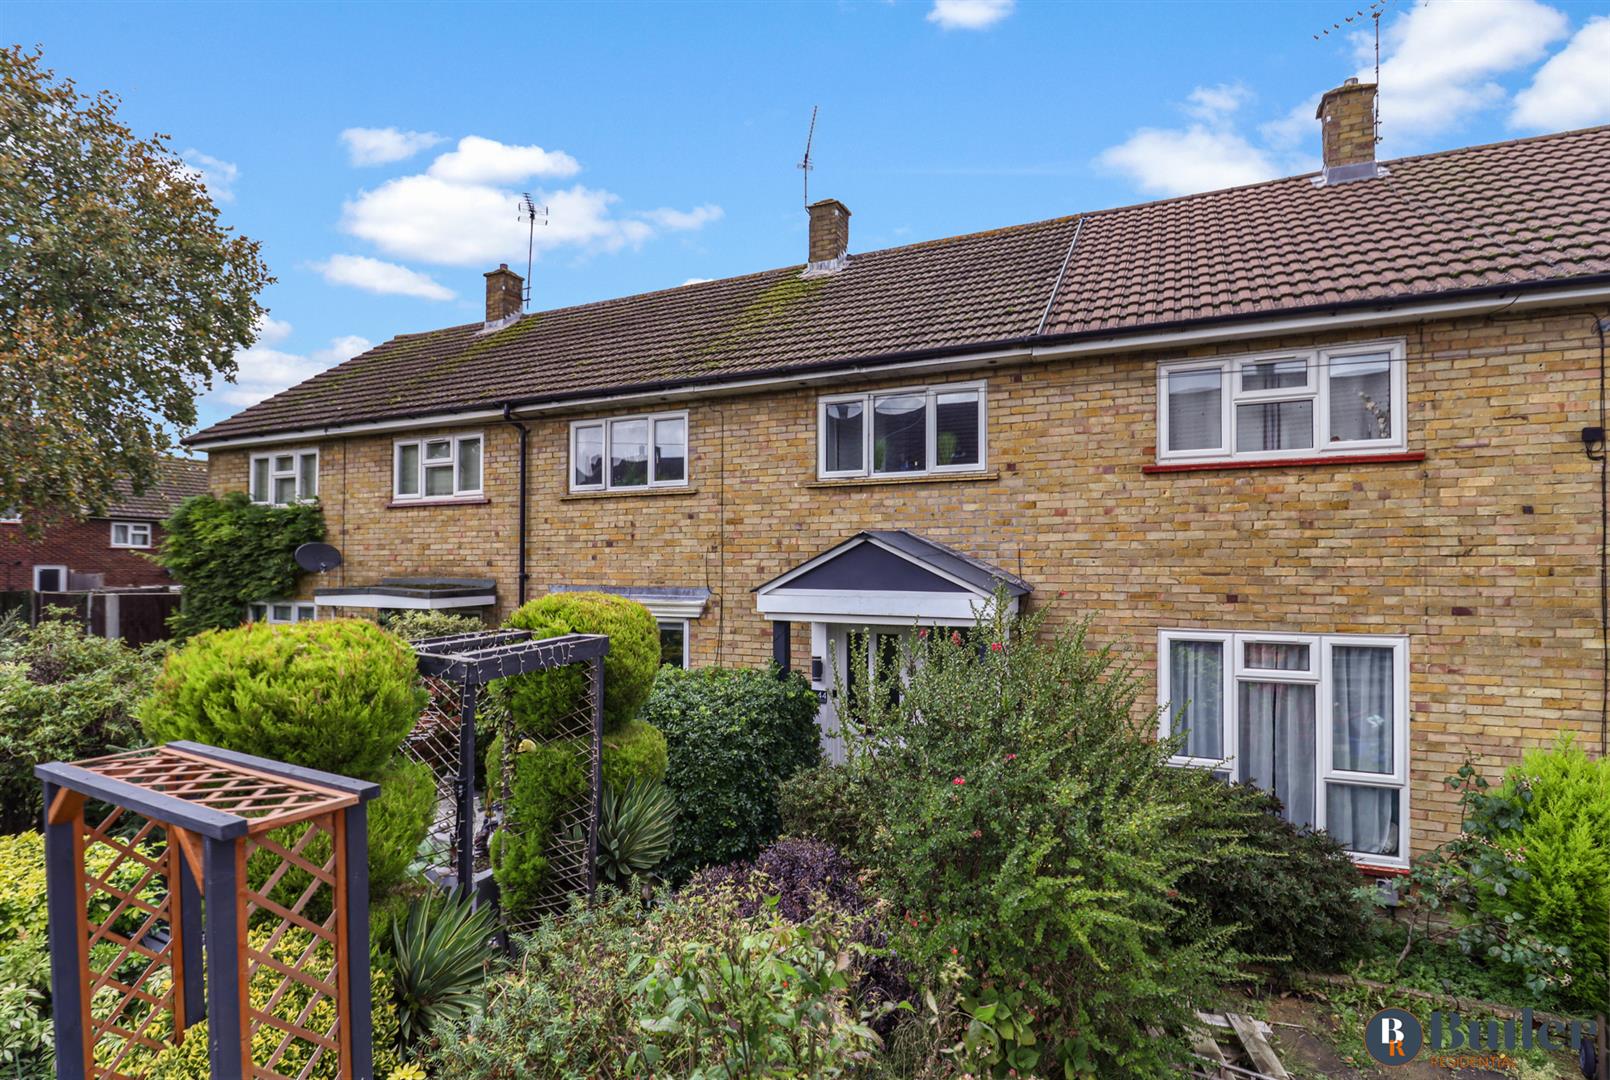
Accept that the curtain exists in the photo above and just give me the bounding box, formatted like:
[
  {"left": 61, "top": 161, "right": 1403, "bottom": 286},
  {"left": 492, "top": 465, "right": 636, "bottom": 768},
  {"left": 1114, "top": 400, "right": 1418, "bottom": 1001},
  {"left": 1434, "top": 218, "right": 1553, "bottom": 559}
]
[
  {"left": 1328, "top": 645, "right": 1398, "bottom": 854},
  {"left": 1327, "top": 784, "right": 1399, "bottom": 856},
  {"left": 1237, "top": 681, "right": 1316, "bottom": 828},
  {"left": 1169, "top": 640, "right": 1223, "bottom": 759}
]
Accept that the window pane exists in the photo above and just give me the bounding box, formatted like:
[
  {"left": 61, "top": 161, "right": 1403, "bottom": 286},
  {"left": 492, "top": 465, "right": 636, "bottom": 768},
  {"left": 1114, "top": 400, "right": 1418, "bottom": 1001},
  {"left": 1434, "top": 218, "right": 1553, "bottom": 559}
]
[
  {"left": 1235, "top": 399, "right": 1314, "bottom": 452},
  {"left": 457, "top": 438, "right": 482, "bottom": 491},
  {"left": 610, "top": 419, "right": 649, "bottom": 487},
  {"left": 1328, "top": 353, "right": 1393, "bottom": 442},
  {"left": 424, "top": 439, "right": 452, "bottom": 461},
  {"left": 658, "top": 621, "right": 686, "bottom": 668},
  {"left": 1166, "top": 369, "right": 1223, "bottom": 452},
  {"left": 1237, "top": 681, "right": 1317, "bottom": 828},
  {"left": 249, "top": 603, "right": 266, "bottom": 621},
  {"left": 272, "top": 604, "right": 293, "bottom": 622},
  {"left": 273, "top": 455, "right": 293, "bottom": 472},
  {"left": 1243, "top": 641, "right": 1310, "bottom": 671},
  {"left": 273, "top": 476, "right": 297, "bottom": 504},
  {"left": 573, "top": 425, "right": 604, "bottom": 487},
  {"left": 935, "top": 391, "right": 981, "bottom": 467},
  {"left": 397, "top": 444, "right": 420, "bottom": 495},
  {"left": 252, "top": 458, "right": 270, "bottom": 501},
  {"left": 824, "top": 401, "right": 864, "bottom": 472},
  {"left": 1332, "top": 645, "right": 1394, "bottom": 774},
  {"left": 298, "top": 452, "right": 317, "bottom": 498},
  {"left": 297, "top": 605, "right": 316, "bottom": 622},
  {"left": 1241, "top": 357, "right": 1308, "bottom": 392},
  {"left": 872, "top": 394, "right": 926, "bottom": 473},
  {"left": 424, "top": 463, "right": 454, "bottom": 497},
  {"left": 1326, "top": 784, "right": 1400, "bottom": 856},
  {"left": 1169, "top": 640, "right": 1224, "bottom": 759},
  {"left": 654, "top": 418, "right": 686, "bottom": 483},
  {"left": 113, "top": 524, "right": 128, "bottom": 544}
]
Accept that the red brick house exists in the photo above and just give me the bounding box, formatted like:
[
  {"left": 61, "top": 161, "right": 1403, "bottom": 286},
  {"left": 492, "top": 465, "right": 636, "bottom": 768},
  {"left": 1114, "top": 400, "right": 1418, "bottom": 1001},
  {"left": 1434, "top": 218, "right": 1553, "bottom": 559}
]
[{"left": 185, "top": 82, "right": 1610, "bottom": 872}]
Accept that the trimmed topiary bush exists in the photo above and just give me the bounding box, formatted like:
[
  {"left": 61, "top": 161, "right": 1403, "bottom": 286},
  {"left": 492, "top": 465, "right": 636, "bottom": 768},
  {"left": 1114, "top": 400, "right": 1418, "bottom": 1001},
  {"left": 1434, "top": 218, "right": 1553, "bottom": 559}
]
[
  {"left": 489, "top": 742, "right": 586, "bottom": 916},
  {"left": 140, "top": 618, "right": 426, "bottom": 781},
  {"left": 641, "top": 665, "right": 821, "bottom": 881},
  {"left": 501, "top": 593, "right": 659, "bottom": 735},
  {"left": 600, "top": 717, "right": 668, "bottom": 790},
  {"left": 367, "top": 757, "right": 439, "bottom": 895}
]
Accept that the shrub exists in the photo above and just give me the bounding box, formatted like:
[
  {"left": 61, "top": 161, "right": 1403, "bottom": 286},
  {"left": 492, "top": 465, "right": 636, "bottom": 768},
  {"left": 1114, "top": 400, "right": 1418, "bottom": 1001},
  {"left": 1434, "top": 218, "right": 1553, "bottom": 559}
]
[
  {"left": 777, "top": 764, "right": 877, "bottom": 865},
  {"left": 502, "top": 593, "right": 659, "bottom": 736},
  {"left": 596, "top": 780, "right": 677, "bottom": 888},
  {"left": 1167, "top": 773, "right": 1371, "bottom": 975},
  {"left": 140, "top": 618, "right": 426, "bottom": 781},
  {"left": 367, "top": 757, "right": 439, "bottom": 894},
  {"left": 839, "top": 602, "right": 1240, "bottom": 1079},
  {"left": 382, "top": 609, "right": 486, "bottom": 642},
  {"left": 687, "top": 838, "right": 863, "bottom": 923},
  {"left": 641, "top": 665, "right": 821, "bottom": 880},
  {"left": 392, "top": 892, "right": 498, "bottom": 1049},
  {"left": 490, "top": 743, "right": 586, "bottom": 917},
  {"left": 599, "top": 718, "right": 667, "bottom": 790},
  {"left": 153, "top": 491, "right": 325, "bottom": 638},
  {"left": 0, "top": 613, "right": 158, "bottom": 833}
]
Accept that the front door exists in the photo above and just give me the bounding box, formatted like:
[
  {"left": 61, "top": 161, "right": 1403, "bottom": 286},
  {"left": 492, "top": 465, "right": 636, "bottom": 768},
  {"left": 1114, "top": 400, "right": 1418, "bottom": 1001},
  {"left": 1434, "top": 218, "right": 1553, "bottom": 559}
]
[{"left": 812, "top": 623, "right": 914, "bottom": 763}]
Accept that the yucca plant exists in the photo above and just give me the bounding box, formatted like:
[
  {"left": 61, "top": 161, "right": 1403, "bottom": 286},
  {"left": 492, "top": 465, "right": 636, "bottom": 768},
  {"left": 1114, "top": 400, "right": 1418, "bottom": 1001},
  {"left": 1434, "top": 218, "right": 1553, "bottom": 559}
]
[
  {"left": 596, "top": 779, "right": 677, "bottom": 887},
  {"left": 391, "top": 892, "right": 497, "bottom": 1048}
]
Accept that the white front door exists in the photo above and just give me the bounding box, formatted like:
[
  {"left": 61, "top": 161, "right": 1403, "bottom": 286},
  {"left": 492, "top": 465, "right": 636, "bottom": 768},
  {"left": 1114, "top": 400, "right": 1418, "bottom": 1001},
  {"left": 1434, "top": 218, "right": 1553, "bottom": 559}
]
[{"left": 810, "top": 622, "right": 915, "bottom": 764}]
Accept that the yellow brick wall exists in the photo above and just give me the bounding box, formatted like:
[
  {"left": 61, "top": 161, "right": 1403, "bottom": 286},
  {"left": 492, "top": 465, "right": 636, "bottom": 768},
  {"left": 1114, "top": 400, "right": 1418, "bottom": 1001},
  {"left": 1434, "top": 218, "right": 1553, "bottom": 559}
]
[{"left": 206, "top": 308, "right": 1605, "bottom": 857}]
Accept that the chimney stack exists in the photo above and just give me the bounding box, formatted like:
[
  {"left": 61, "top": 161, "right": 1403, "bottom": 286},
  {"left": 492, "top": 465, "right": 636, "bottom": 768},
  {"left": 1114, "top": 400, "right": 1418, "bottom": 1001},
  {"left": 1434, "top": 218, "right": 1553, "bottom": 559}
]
[
  {"left": 483, "top": 263, "right": 524, "bottom": 327},
  {"left": 805, "top": 199, "right": 850, "bottom": 275},
  {"left": 1314, "top": 78, "right": 1383, "bottom": 185}
]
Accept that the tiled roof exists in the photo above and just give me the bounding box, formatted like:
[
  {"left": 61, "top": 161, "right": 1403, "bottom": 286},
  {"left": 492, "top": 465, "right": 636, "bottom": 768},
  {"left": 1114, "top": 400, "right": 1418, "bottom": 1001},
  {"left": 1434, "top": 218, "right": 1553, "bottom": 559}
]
[
  {"left": 105, "top": 457, "right": 209, "bottom": 518},
  {"left": 191, "top": 126, "right": 1610, "bottom": 444}
]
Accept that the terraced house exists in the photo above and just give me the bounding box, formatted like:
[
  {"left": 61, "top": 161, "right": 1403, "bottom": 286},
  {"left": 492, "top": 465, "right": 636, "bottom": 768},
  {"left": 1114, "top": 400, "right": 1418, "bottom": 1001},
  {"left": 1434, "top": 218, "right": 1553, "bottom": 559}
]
[{"left": 187, "top": 80, "right": 1610, "bottom": 876}]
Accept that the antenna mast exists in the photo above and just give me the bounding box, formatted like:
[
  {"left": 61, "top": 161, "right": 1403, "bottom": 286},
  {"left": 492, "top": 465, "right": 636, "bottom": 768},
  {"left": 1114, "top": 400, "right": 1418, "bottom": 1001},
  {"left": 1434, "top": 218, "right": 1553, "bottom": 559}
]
[
  {"left": 797, "top": 105, "right": 818, "bottom": 208},
  {"left": 1313, "top": 0, "right": 1391, "bottom": 147},
  {"left": 518, "top": 193, "right": 548, "bottom": 308}
]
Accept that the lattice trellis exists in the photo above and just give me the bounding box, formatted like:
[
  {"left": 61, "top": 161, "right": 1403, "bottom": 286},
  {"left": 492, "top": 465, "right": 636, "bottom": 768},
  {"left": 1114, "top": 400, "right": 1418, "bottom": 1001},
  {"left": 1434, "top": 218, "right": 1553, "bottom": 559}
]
[{"left": 36, "top": 743, "right": 379, "bottom": 1080}]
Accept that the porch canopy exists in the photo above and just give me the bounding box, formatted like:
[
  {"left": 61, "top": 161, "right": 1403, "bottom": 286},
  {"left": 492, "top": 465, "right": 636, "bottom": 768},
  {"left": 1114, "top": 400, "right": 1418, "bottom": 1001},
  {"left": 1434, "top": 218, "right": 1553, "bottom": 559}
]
[{"left": 754, "top": 530, "right": 1031, "bottom": 626}]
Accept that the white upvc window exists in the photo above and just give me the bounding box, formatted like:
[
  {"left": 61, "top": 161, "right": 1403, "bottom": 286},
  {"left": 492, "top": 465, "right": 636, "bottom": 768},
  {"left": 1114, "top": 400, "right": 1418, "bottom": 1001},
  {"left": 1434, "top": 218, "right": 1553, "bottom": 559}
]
[
  {"left": 247, "top": 600, "right": 318, "bottom": 624},
  {"left": 394, "top": 433, "right": 484, "bottom": 501},
  {"left": 0, "top": 510, "right": 19, "bottom": 525},
  {"left": 569, "top": 411, "right": 688, "bottom": 492},
  {"left": 818, "top": 381, "right": 987, "bottom": 479},
  {"left": 33, "top": 565, "right": 67, "bottom": 592},
  {"left": 1157, "top": 340, "right": 1405, "bottom": 464},
  {"left": 249, "top": 448, "right": 319, "bottom": 505},
  {"left": 109, "top": 521, "right": 153, "bottom": 549},
  {"left": 1158, "top": 629, "right": 1410, "bottom": 866},
  {"left": 657, "top": 619, "right": 690, "bottom": 669}
]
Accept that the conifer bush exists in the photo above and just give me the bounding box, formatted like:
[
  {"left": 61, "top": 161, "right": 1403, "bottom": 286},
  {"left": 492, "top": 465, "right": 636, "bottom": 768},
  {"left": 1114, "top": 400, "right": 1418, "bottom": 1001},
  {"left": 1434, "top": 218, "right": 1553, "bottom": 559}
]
[
  {"left": 501, "top": 593, "right": 659, "bottom": 735},
  {"left": 489, "top": 743, "right": 586, "bottom": 915}
]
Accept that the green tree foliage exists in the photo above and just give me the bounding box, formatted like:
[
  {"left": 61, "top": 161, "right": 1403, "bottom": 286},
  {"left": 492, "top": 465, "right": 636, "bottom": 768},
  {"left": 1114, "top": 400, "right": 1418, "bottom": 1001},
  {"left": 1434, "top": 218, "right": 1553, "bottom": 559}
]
[
  {"left": 0, "top": 611, "right": 159, "bottom": 833},
  {"left": 139, "top": 618, "right": 423, "bottom": 779},
  {"left": 838, "top": 603, "right": 1240, "bottom": 1078},
  {"left": 0, "top": 47, "right": 271, "bottom": 526},
  {"left": 152, "top": 492, "right": 324, "bottom": 638},
  {"left": 502, "top": 593, "right": 659, "bottom": 735},
  {"left": 640, "top": 665, "right": 821, "bottom": 881}
]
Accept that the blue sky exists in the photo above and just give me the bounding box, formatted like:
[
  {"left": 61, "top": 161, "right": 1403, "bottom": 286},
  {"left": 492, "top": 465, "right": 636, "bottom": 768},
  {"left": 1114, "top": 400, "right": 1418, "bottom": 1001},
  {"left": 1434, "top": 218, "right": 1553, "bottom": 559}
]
[{"left": 8, "top": 0, "right": 1609, "bottom": 433}]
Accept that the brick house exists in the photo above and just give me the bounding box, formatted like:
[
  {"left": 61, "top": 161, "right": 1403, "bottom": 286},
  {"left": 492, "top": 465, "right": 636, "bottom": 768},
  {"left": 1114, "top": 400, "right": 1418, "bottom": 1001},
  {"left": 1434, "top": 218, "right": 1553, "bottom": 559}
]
[
  {"left": 186, "top": 82, "right": 1610, "bottom": 873},
  {"left": 1, "top": 456, "right": 208, "bottom": 594}
]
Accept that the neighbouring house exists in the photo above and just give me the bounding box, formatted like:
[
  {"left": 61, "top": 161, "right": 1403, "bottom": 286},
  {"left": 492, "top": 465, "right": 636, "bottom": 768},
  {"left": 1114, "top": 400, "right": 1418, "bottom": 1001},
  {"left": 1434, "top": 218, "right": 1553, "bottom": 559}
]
[{"left": 185, "top": 79, "right": 1610, "bottom": 875}]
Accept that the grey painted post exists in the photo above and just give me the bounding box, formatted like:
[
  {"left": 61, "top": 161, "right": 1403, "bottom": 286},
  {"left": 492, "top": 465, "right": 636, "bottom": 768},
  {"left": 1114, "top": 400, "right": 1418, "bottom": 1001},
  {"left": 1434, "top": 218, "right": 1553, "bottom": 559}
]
[
  {"left": 41, "top": 781, "right": 87, "bottom": 1080},
  {"left": 587, "top": 654, "right": 603, "bottom": 896},
  {"left": 342, "top": 802, "right": 374, "bottom": 1079},
  {"left": 203, "top": 836, "right": 244, "bottom": 1080},
  {"left": 457, "top": 679, "right": 478, "bottom": 895},
  {"left": 772, "top": 620, "right": 791, "bottom": 675},
  {"left": 177, "top": 846, "right": 205, "bottom": 1026}
]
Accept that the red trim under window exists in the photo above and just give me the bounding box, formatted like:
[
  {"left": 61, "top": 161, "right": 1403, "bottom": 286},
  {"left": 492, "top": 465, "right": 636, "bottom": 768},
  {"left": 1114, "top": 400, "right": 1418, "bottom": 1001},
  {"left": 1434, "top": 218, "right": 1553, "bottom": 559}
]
[
  {"left": 1142, "top": 451, "right": 1425, "bottom": 475},
  {"left": 1356, "top": 862, "right": 1411, "bottom": 878}
]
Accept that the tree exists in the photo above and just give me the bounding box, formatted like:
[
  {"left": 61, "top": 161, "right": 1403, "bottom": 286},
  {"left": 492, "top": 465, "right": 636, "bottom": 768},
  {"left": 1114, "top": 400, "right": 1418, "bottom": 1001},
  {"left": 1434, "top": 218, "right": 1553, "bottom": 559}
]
[{"left": 0, "top": 46, "right": 270, "bottom": 525}]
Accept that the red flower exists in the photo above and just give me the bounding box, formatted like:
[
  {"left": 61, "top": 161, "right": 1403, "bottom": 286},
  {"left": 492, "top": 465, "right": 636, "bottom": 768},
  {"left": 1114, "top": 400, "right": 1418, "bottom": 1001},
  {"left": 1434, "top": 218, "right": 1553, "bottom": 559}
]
[
  {"left": 952, "top": 776, "right": 966, "bottom": 786},
  {"left": 1005, "top": 753, "right": 1017, "bottom": 761},
  {"left": 918, "top": 628, "right": 930, "bottom": 639},
  {"left": 990, "top": 642, "right": 1004, "bottom": 652},
  {"left": 970, "top": 828, "right": 982, "bottom": 839},
  {"left": 950, "top": 631, "right": 964, "bottom": 646}
]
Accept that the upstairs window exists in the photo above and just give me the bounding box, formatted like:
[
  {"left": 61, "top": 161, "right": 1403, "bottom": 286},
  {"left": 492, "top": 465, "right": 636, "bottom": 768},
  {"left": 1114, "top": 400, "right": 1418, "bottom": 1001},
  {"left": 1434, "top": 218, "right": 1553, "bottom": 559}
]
[
  {"left": 569, "top": 412, "right": 688, "bottom": 492},
  {"left": 110, "top": 521, "right": 152, "bottom": 549},
  {"left": 395, "top": 433, "right": 483, "bottom": 500},
  {"left": 250, "top": 449, "right": 318, "bottom": 505},
  {"left": 1157, "top": 342, "right": 1404, "bottom": 463},
  {"left": 818, "top": 382, "right": 986, "bottom": 479}
]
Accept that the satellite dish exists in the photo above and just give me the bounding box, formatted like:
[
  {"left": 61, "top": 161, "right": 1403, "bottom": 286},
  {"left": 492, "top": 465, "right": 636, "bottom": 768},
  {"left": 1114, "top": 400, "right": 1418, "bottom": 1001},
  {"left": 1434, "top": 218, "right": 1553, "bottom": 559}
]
[{"left": 294, "top": 543, "right": 343, "bottom": 573}]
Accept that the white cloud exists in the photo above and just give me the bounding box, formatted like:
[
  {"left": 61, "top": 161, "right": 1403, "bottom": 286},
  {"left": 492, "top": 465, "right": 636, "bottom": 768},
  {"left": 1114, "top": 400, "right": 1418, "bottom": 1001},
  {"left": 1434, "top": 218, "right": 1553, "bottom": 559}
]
[
  {"left": 313, "top": 254, "right": 455, "bottom": 301},
  {"left": 638, "top": 205, "right": 725, "bottom": 231},
  {"left": 254, "top": 315, "right": 293, "bottom": 345},
  {"left": 426, "top": 135, "right": 581, "bottom": 184},
  {"left": 1511, "top": 16, "right": 1610, "bottom": 131},
  {"left": 1098, "top": 126, "right": 1288, "bottom": 198},
  {"left": 180, "top": 149, "right": 239, "bottom": 203},
  {"left": 219, "top": 329, "right": 373, "bottom": 408},
  {"left": 1362, "top": 0, "right": 1569, "bottom": 147},
  {"left": 1186, "top": 83, "right": 1253, "bottom": 123},
  {"left": 927, "top": 0, "right": 1013, "bottom": 30},
  {"left": 340, "top": 127, "right": 444, "bottom": 166}
]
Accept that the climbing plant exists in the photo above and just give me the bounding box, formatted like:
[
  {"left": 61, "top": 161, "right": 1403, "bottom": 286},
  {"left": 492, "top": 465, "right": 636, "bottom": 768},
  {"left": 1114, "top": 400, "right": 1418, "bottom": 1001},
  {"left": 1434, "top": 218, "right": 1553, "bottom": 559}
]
[{"left": 152, "top": 491, "right": 324, "bottom": 637}]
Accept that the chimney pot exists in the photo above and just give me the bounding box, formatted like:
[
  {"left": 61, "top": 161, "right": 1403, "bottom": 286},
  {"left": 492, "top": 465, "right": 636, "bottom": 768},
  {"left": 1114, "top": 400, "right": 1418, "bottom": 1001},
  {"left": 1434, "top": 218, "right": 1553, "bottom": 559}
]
[
  {"left": 1314, "top": 79, "right": 1382, "bottom": 185},
  {"left": 483, "top": 264, "right": 524, "bottom": 326},
  {"left": 805, "top": 199, "right": 850, "bottom": 275}
]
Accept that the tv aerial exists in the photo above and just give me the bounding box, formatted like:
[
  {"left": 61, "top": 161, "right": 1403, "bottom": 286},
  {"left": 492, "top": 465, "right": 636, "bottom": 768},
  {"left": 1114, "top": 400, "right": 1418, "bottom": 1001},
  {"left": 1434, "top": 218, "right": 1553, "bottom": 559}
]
[
  {"left": 519, "top": 193, "right": 548, "bottom": 307},
  {"left": 797, "top": 105, "right": 818, "bottom": 208}
]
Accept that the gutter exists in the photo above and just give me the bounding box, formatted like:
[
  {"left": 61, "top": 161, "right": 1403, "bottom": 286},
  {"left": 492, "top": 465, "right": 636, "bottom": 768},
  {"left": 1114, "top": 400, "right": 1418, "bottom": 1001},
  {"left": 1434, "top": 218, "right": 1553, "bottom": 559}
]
[
  {"left": 186, "top": 276, "right": 1610, "bottom": 449},
  {"left": 502, "top": 403, "right": 530, "bottom": 607}
]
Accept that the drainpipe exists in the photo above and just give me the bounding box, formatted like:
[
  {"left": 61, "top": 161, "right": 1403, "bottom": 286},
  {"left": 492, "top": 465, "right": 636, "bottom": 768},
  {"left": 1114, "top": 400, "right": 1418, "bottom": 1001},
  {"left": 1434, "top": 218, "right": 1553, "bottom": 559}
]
[{"left": 502, "top": 404, "right": 530, "bottom": 607}]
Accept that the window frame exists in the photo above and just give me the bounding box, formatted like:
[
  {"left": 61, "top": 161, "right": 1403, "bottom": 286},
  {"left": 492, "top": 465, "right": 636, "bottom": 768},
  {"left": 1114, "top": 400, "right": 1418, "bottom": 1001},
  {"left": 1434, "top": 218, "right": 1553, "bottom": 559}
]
[
  {"left": 393, "top": 432, "right": 485, "bottom": 502},
  {"left": 247, "top": 600, "right": 318, "bottom": 625},
  {"left": 1158, "top": 628, "right": 1410, "bottom": 867},
  {"left": 817, "top": 381, "right": 988, "bottom": 480},
  {"left": 249, "top": 447, "right": 320, "bottom": 505},
  {"left": 109, "top": 521, "right": 153, "bottom": 549},
  {"left": 567, "top": 410, "right": 690, "bottom": 493},
  {"left": 33, "top": 565, "right": 68, "bottom": 592},
  {"left": 1156, "top": 340, "right": 1406, "bottom": 464},
  {"left": 657, "top": 618, "right": 690, "bottom": 668}
]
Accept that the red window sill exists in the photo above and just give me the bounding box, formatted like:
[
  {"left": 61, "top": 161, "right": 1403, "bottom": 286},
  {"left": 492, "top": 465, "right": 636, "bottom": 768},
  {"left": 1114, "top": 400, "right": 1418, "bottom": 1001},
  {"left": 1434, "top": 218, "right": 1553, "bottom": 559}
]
[
  {"left": 1142, "top": 451, "right": 1425, "bottom": 475},
  {"left": 1356, "top": 862, "right": 1410, "bottom": 878}
]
